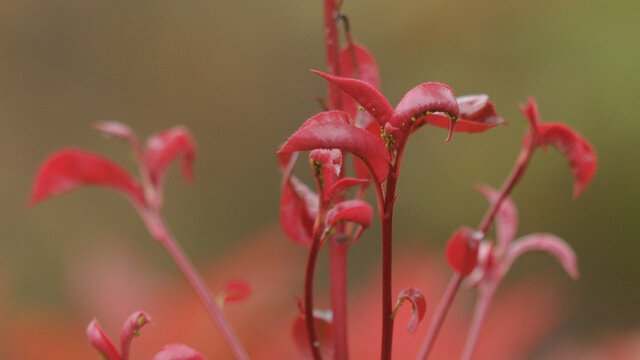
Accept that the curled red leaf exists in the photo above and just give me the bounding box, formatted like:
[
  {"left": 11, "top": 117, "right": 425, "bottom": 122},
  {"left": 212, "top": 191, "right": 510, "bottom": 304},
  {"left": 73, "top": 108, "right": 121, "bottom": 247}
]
[
  {"left": 145, "top": 126, "right": 197, "bottom": 186},
  {"left": 291, "top": 310, "right": 333, "bottom": 359},
  {"left": 502, "top": 233, "right": 579, "bottom": 280},
  {"left": 325, "top": 177, "right": 370, "bottom": 205},
  {"left": 29, "top": 148, "right": 145, "bottom": 207},
  {"left": 325, "top": 200, "right": 373, "bottom": 243},
  {"left": 218, "top": 279, "right": 251, "bottom": 305},
  {"left": 120, "top": 311, "right": 152, "bottom": 360},
  {"left": 278, "top": 111, "right": 390, "bottom": 183},
  {"left": 537, "top": 123, "right": 597, "bottom": 198},
  {"left": 394, "top": 287, "right": 427, "bottom": 334},
  {"left": 87, "top": 319, "right": 122, "bottom": 360},
  {"left": 391, "top": 82, "right": 460, "bottom": 140},
  {"left": 312, "top": 70, "right": 394, "bottom": 126},
  {"left": 152, "top": 344, "right": 205, "bottom": 360},
  {"left": 476, "top": 183, "right": 519, "bottom": 249},
  {"left": 94, "top": 121, "right": 141, "bottom": 153},
  {"left": 445, "top": 226, "right": 481, "bottom": 276}
]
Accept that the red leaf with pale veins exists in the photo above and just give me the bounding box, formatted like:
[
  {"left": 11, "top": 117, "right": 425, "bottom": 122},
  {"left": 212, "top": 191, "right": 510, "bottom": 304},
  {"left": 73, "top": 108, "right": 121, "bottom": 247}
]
[
  {"left": 340, "top": 44, "right": 381, "bottom": 127},
  {"left": 120, "top": 311, "right": 152, "bottom": 360},
  {"left": 29, "top": 148, "right": 145, "bottom": 207},
  {"left": 291, "top": 310, "right": 333, "bottom": 359},
  {"left": 445, "top": 226, "right": 481, "bottom": 276},
  {"left": 278, "top": 111, "right": 390, "bottom": 183},
  {"left": 537, "top": 123, "right": 597, "bottom": 198},
  {"left": 390, "top": 82, "right": 460, "bottom": 140},
  {"left": 94, "top": 121, "right": 141, "bottom": 153},
  {"left": 86, "top": 319, "right": 122, "bottom": 360},
  {"left": 502, "top": 233, "right": 579, "bottom": 280},
  {"left": 152, "top": 344, "right": 205, "bottom": 360},
  {"left": 326, "top": 200, "right": 373, "bottom": 243},
  {"left": 476, "top": 184, "right": 519, "bottom": 250},
  {"left": 218, "top": 279, "right": 251, "bottom": 305},
  {"left": 145, "top": 126, "right": 197, "bottom": 186},
  {"left": 395, "top": 287, "right": 427, "bottom": 334},
  {"left": 312, "top": 71, "right": 393, "bottom": 126},
  {"left": 325, "top": 177, "right": 370, "bottom": 205}
]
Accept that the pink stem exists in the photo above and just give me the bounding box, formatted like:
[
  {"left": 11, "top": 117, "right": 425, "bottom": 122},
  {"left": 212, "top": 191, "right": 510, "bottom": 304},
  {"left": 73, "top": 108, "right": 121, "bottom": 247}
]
[
  {"left": 142, "top": 212, "right": 250, "bottom": 360},
  {"left": 416, "top": 274, "right": 462, "bottom": 360},
  {"left": 460, "top": 286, "right": 496, "bottom": 360},
  {"left": 330, "top": 239, "right": 350, "bottom": 360}
]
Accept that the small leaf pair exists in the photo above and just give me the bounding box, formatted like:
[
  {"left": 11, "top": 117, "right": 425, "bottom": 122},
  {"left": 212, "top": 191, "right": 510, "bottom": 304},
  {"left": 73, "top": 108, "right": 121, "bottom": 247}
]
[
  {"left": 393, "top": 287, "right": 427, "bottom": 334},
  {"left": 87, "top": 311, "right": 204, "bottom": 360}
]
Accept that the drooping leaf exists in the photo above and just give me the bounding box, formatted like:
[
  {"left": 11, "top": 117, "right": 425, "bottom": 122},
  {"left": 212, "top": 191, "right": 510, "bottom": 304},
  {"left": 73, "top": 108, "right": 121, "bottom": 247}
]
[
  {"left": 29, "top": 148, "right": 146, "bottom": 207},
  {"left": 501, "top": 233, "right": 579, "bottom": 280},
  {"left": 390, "top": 82, "right": 460, "bottom": 140},
  {"left": 394, "top": 287, "right": 427, "bottom": 334},
  {"left": 145, "top": 126, "right": 197, "bottom": 186},
  {"left": 152, "top": 344, "right": 205, "bottom": 360},
  {"left": 278, "top": 111, "right": 390, "bottom": 183},
  {"left": 325, "top": 177, "right": 370, "bottom": 205},
  {"left": 445, "top": 226, "right": 481, "bottom": 276},
  {"left": 86, "top": 319, "right": 122, "bottom": 360},
  {"left": 537, "top": 123, "right": 597, "bottom": 198},
  {"left": 520, "top": 97, "right": 542, "bottom": 146},
  {"left": 291, "top": 310, "right": 333, "bottom": 359},
  {"left": 94, "top": 121, "right": 141, "bottom": 153},
  {"left": 120, "top": 311, "right": 152, "bottom": 360},
  {"left": 476, "top": 184, "right": 519, "bottom": 249},
  {"left": 312, "top": 71, "right": 394, "bottom": 126},
  {"left": 340, "top": 44, "right": 381, "bottom": 127},
  {"left": 326, "top": 200, "right": 373, "bottom": 243},
  {"left": 217, "top": 279, "right": 251, "bottom": 306}
]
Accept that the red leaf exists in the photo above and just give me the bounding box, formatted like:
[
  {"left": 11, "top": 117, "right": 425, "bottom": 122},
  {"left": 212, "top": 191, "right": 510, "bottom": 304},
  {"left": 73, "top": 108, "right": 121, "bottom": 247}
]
[
  {"left": 218, "top": 279, "right": 251, "bottom": 305},
  {"left": 86, "top": 319, "right": 122, "bottom": 360},
  {"left": 445, "top": 226, "right": 481, "bottom": 276},
  {"left": 29, "top": 148, "right": 145, "bottom": 207},
  {"left": 353, "top": 121, "right": 383, "bottom": 180},
  {"left": 280, "top": 176, "right": 318, "bottom": 247},
  {"left": 309, "top": 149, "right": 343, "bottom": 191},
  {"left": 152, "top": 344, "right": 205, "bottom": 360},
  {"left": 390, "top": 82, "right": 460, "bottom": 140},
  {"left": 94, "top": 121, "right": 141, "bottom": 152},
  {"left": 325, "top": 177, "right": 370, "bottom": 205},
  {"left": 145, "top": 126, "right": 197, "bottom": 186},
  {"left": 340, "top": 44, "right": 381, "bottom": 127},
  {"left": 278, "top": 111, "right": 390, "bottom": 183},
  {"left": 520, "top": 97, "right": 543, "bottom": 146},
  {"left": 538, "top": 123, "right": 597, "bottom": 198},
  {"left": 120, "top": 311, "right": 152, "bottom": 360},
  {"left": 394, "top": 287, "right": 427, "bottom": 334},
  {"left": 312, "top": 71, "right": 394, "bottom": 126},
  {"left": 291, "top": 310, "right": 333, "bottom": 359},
  {"left": 476, "top": 184, "right": 519, "bottom": 249},
  {"left": 458, "top": 95, "right": 504, "bottom": 126},
  {"left": 326, "top": 200, "right": 372, "bottom": 228},
  {"left": 502, "top": 233, "right": 579, "bottom": 280}
]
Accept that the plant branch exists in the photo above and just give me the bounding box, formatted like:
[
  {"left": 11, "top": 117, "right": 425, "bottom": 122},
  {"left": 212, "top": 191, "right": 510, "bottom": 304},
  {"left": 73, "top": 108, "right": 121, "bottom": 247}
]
[
  {"left": 330, "top": 238, "right": 350, "bottom": 360},
  {"left": 324, "top": 0, "right": 343, "bottom": 110}
]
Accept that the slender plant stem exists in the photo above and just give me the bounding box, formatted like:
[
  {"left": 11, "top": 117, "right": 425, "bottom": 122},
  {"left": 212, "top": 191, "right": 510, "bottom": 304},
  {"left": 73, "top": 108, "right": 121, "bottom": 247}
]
[
  {"left": 380, "top": 165, "right": 399, "bottom": 360},
  {"left": 324, "top": 0, "right": 343, "bottom": 110},
  {"left": 330, "top": 239, "right": 350, "bottom": 360},
  {"left": 304, "top": 228, "right": 324, "bottom": 360},
  {"left": 145, "top": 212, "right": 250, "bottom": 360},
  {"left": 460, "top": 286, "right": 496, "bottom": 360},
  {"left": 416, "top": 274, "right": 463, "bottom": 360}
]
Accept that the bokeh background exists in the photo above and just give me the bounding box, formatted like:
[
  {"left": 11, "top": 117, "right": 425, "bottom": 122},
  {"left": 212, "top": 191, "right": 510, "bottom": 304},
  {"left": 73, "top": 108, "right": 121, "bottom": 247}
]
[{"left": 1, "top": 0, "right": 639, "bottom": 358}]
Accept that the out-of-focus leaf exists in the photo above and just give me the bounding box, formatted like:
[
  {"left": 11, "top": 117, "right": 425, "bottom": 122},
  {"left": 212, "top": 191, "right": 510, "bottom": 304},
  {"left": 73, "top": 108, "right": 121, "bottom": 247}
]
[
  {"left": 145, "top": 126, "right": 197, "bottom": 186},
  {"left": 476, "top": 184, "right": 519, "bottom": 250},
  {"left": 218, "top": 279, "right": 251, "bottom": 306},
  {"left": 394, "top": 287, "right": 427, "bottom": 334},
  {"left": 502, "top": 233, "right": 579, "bottom": 280},
  {"left": 280, "top": 176, "right": 318, "bottom": 248},
  {"left": 340, "top": 44, "right": 381, "bottom": 127},
  {"left": 152, "top": 344, "right": 205, "bottom": 360},
  {"left": 291, "top": 310, "right": 333, "bottom": 360},
  {"left": 538, "top": 123, "right": 597, "bottom": 198},
  {"left": 86, "top": 319, "right": 121, "bottom": 360},
  {"left": 312, "top": 71, "right": 394, "bottom": 126},
  {"left": 325, "top": 177, "right": 370, "bottom": 205},
  {"left": 520, "top": 97, "right": 543, "bottom": 147},
  {"left": 120, "top": 311, "right": 152, "bottom": 360},
  {"left": 445, "top": 226, "right": 480, "bottom": 276},
  {"left": 94, "top": 121, "right": 141, "bottom": 152},
  {"left": 325, "top": 200, "right": 373, "bottom": 243},
  {"left": 278, "top": 111, "right": 390, "bottom": 183},
  {"left": 29, "top": 148, "right": 145, "bottom": 207}
]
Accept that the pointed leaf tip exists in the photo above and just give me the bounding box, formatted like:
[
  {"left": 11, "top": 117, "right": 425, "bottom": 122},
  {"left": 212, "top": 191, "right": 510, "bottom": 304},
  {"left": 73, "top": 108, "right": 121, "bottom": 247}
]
[
  {"left": 445, "top": 226, "right": 481, "bottom": 276},
  {"left": 87, "top": 319, "right": 121, "bottom": 360},
  {"left": 391, "top": 82, "right": 460, "bottom": 133},
  {"left": 152, "top": 344, "right": 205, "bottom": 360},
  {"left": 145, "top": 126, "right": 197, "bottom": 186},
  {"left": 538, "top": 123, "right": 597, "bottom": 198},
  {"left": 29, "top": 148, "right": 145, "bottom": 207},
  {"left": 395, "top": 287, "right": 427, "bottom": 334},
  {"left": 120, "top": 311, "right": 152, "bottom": 360},
  {"left": 503, "top": 233, "right": 579, "bottom": 280}
]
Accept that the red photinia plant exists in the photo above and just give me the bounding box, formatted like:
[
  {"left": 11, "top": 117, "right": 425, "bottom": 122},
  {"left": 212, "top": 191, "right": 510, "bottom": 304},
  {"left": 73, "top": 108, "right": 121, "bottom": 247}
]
[{"left": 27, "top": 1, "right": 599, "bottom": 360}]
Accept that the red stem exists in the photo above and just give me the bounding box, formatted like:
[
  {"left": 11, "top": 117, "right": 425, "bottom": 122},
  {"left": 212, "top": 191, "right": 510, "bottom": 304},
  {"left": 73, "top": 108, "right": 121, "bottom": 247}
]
[
  {"left": 416, "top": 274, "right": 462, "bottom": 360},
  {"left": 142, "top": 211, "right": 250, "bottom": 360},
  {"left": 380, "top": 166, "right": 399, "bottom": 360},
  {"left": 304, "top": 228, "right": 324, "bottom": 360},
  {"left": 324, "top": 0, "right": 343, "bottom": 110},
  {"left": 330, "top": 239, "right": 350, "bottom": 360}
]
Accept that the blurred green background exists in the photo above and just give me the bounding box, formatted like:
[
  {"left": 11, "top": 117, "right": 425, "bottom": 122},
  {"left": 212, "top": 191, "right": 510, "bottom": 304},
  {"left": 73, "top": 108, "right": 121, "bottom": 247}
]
[{"left": 1, "top": 0, "right": 638, "bottom": 351}]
